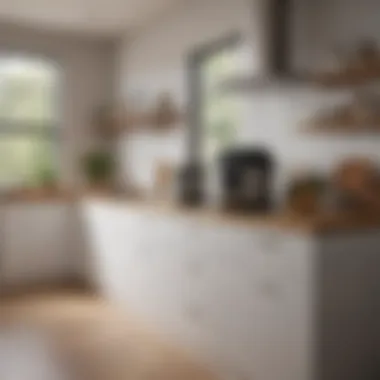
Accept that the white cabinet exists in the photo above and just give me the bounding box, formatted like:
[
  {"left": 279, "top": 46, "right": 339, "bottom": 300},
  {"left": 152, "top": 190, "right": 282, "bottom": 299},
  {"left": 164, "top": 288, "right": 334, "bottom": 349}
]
[
  {"left": 83, "top": 202, "right": 315, "bottom": 380},
  {"left": 83, "top": 201, "right": 380, "bottom": 380},
  {"left": 1, "top": 202, "right": 73, "bottom": 286}
]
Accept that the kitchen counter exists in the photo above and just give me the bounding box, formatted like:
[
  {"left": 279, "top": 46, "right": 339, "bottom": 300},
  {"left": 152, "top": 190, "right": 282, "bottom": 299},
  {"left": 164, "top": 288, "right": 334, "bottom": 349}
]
[
  {"left": 82, "top": 198, "right": 380, "bottom": 380},
  {"left": 0, "top": 191, "right": 77, "bottom": 204},
  {"left": 85, "top": 196, "right": 380, "bottom": 234},
  {"left": 4, "top": 192, "right": 380, "bottom": 233}
]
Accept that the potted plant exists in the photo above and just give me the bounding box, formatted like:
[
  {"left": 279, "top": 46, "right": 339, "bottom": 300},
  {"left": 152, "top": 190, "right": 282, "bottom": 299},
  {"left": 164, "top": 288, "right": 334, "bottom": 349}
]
[
  {"left": 83, "top": 149, "right": 115, "bottom": 192},
  {"left": 286, "top": 175, "right": 327, "bottom": 216}
]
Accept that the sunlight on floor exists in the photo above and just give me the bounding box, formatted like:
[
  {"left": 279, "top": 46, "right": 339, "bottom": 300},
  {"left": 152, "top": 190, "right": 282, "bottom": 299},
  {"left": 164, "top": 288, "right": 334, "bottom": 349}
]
[
  {"left": 0, "top": 327, "right": 72, "bottom": 380},
  {"left": 0, "top": 294, "right": 217, "bottom": 380}
]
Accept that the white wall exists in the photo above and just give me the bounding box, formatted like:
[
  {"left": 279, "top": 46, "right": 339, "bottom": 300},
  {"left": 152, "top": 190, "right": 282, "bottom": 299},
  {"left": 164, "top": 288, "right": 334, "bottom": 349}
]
[
  {"left": 0, "top": 23, "right": 116, "bottom": 188},
  {"left": 117, "top": 0, "right": 252, "bottom": 192},
  {"left": 117, "top": 0, "right": 380, "bottom": 198}
]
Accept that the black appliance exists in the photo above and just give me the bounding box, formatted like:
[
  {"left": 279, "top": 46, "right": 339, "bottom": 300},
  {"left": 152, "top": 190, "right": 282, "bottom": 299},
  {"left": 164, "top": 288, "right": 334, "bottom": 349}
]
[{"left": 220, "top": 148, "right": 274, "bottom": 212}]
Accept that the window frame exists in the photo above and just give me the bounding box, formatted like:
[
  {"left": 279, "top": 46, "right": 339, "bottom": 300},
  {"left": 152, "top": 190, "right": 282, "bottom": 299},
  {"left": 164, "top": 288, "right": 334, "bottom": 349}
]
[
  {"left": 186, "top": 32, "right": 242, "bottom": 164},
  {"left": 0, "top": 52, "right": 62, "bottom": 187}
]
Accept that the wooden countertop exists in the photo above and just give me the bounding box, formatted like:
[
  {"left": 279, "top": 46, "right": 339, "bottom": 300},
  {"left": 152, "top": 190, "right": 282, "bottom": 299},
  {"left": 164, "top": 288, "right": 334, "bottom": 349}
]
[
  {"left": 2, "top": 192, "right": 380, "bottom": 233},
  {"left": 86, "top": 196, "right": 380, "bottom": 234},
  {"left": 0, "top": 190, "right": 77, "bottom": 203}
]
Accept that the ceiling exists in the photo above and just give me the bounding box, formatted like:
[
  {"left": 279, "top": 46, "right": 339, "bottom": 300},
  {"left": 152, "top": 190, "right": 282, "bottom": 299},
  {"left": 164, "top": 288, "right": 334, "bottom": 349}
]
[{"left": 0, "top": 0, "right": 181, "bottom": 36}]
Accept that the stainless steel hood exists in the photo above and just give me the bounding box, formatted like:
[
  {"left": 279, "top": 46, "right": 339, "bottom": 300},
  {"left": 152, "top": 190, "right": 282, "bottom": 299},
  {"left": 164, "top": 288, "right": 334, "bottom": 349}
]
[{"left": 220, "top": 0, "right": 308, "bottom": 92}]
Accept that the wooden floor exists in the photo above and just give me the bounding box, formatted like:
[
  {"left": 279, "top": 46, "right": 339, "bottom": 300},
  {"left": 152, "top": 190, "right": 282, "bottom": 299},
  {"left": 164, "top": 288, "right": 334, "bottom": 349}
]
[{"left": 0, "top": 291, "right": 217, "bottom": 380}]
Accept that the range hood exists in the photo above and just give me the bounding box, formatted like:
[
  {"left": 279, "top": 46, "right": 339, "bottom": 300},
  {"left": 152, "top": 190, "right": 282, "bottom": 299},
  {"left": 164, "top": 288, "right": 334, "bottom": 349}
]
[{"left": 221, "top": 0, "right": 308, "bottom": 92}]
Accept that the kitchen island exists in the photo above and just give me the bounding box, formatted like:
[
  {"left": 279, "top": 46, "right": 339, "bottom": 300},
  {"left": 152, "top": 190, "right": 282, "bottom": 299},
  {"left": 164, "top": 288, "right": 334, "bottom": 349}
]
[{"left": 82, "top": 197, "right": 380, "bottom": 380}]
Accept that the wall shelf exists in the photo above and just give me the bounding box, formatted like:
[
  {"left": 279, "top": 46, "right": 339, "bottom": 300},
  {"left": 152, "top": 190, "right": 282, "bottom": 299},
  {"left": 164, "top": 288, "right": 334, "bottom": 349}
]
[
  {"left": 301, "top": 125, "right": 380, "bottom": 136},
  {"left": 311, "top": 71, "right": 380, "bottom": 90}
]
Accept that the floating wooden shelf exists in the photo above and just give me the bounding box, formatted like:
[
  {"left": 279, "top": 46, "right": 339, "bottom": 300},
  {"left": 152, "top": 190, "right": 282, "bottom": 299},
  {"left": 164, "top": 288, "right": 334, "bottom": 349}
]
[
  {"left": 312, "top": 70, "right": 380, "bottom": 89},
  {"left": 310, "top": 42, "right": 380, "bottom": 89},
  {"left": 302, "top": 125, "right": 380, "bottom": 136},
  {"left": 93, "top": 93, "right": 184, "bottom": 137}
]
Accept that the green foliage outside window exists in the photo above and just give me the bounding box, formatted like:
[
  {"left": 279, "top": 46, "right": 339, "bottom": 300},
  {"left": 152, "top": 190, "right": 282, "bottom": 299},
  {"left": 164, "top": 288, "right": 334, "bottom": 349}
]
[
  {"left": 0, "top": 58, "right": 58, "bottom": 187},
  {"left": 202, "top": 45, "right": 242, "bottom": 161}
]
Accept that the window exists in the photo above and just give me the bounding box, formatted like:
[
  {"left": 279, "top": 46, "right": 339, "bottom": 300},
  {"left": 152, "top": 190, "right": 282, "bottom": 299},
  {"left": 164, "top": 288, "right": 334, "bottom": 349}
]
[
  {"left": 188, "top": 34, "right": 250, "bottom": 164},
  {"left": 0, "top": 56, "right": 59, "bottom": 188},
  {"left": 202, "top": 46, "right": 242, "bottom": 162}
]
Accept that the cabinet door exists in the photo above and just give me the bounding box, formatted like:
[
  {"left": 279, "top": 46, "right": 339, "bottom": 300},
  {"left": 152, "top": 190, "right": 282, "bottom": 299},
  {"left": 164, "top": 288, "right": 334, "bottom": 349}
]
[
  {"left": 1, "top": 203, "right": 71, "bottom": 285},
  {"left": 186, "top": 225, "right": 314, "bottom": 380},
  {"left": 248, "top": 231, "right": 315, "bottom": 380},
  {"left": 120, "top": 209, "right": 198, "bottom": 324}
]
